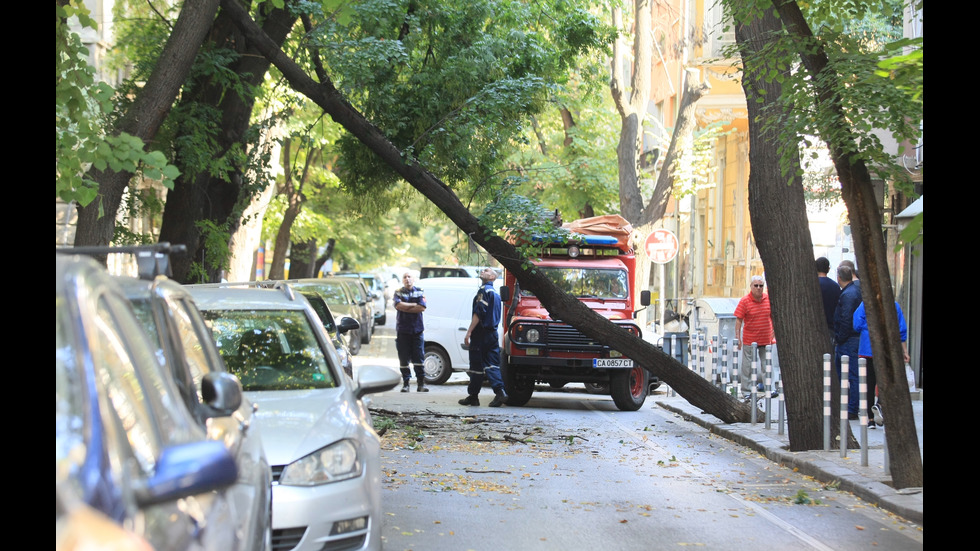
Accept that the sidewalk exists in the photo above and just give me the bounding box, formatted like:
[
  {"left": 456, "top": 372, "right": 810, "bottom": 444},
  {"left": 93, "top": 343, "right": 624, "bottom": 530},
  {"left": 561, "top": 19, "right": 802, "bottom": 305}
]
[{"left": 654, "top": 387, "right": 923, "bottom": 526}]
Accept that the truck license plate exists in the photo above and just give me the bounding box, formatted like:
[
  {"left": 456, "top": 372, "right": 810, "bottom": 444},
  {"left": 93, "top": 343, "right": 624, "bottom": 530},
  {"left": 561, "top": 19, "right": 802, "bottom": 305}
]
[{"left": 593, "top": 358, "right": 633, "bottom": 368}]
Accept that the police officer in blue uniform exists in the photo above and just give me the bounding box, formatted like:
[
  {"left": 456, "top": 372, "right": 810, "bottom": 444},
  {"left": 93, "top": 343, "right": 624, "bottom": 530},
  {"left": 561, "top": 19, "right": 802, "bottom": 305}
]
[
  {"left": 459, "top": 268, "right": 508, "bottom": 407},
  {"left": 393, "top": 272, "right": 428, "bottom": 392}
]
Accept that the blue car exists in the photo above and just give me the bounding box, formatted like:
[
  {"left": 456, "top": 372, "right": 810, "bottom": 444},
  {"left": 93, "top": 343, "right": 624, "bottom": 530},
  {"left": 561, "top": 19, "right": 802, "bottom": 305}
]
[{"left": 56, "top": 253, "right": 243, "bottom": 549}]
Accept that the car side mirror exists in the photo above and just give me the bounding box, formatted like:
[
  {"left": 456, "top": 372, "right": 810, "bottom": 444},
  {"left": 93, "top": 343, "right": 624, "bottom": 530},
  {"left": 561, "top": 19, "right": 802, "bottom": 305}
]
[
  {"left": 134, "top": 440, "right": 238, "bottom": 506},
  {"left": 201, "top": 371, "right": 243, "bottom": 416},
  {"left": 353, "top": 364, "right": 402, "bottom": 399},
  {"left": 338, "top": 316, "right": 360, "bottom": 334}
]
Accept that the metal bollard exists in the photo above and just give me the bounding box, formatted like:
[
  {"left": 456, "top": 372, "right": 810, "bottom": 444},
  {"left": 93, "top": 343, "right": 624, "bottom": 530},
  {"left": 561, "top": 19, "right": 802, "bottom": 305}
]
[
  {"left": 859, "top": 358, "right": 868, "bottom": 467},
  {"left": 764, "top": 345, "right": 773, "bottom": 428},
  {"left": 698, "top": 329, "right": 707, "bottom": 380},
  {"left": 733, "top": 339, "right": 741, "bottom": 396},
  {"left": 750, "top": 342, "right": 759, "bottom": 424},
  {"left": 721, "top": 337, "right": 730, "bottom": 394},
  {"left": 711, "top": 335, "right": 721, "bottom": 388},
  {"left": 840, "top": 378, "right": 849, "bottom": 458},
  {"left": 823, "top": 353, "right": 831, "bottom": 451}
]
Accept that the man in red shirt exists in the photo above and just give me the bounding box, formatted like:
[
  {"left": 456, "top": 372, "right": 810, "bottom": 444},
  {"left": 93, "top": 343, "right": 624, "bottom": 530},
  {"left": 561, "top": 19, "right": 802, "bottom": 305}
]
[{"left": 734, "top": 275, "right": 777, "bottom": 397}]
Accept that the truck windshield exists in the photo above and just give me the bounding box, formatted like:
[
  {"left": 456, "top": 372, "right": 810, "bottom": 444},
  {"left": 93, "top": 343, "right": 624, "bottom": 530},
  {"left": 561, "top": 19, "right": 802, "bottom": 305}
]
[{"left": 521, "top": 268, "right": 628, "bottom": 299}]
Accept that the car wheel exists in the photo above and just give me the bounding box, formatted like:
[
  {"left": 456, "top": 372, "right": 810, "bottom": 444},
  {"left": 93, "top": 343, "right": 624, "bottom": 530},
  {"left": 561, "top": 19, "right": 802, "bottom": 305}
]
[
  {"left": 347, "top": 330, "right": 361, "bottom": 355},
  {"left": 361, "top": 321, "right": 372, "bottom": 344},
  {"left": 501, "top": 354, "right": 533, "bottom": 406},
  {"left": 610, "top": 366, "right": 648, "bottom": 411},
  {"left": 377, "top": 312, "right": 387, "bottom": 326},
  {"left": 584, "top": 382, "right": 609, "bottom": 395},
  {"left": 422, "top": 346, "right": 453, "bottom": 385}
]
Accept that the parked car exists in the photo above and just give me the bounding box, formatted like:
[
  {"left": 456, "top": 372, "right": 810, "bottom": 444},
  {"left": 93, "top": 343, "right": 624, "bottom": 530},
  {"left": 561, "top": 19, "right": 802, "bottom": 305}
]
[
  {"left": 56, "top": 254, "right": 241, "bottom": 550},
  {"left": 187, "top": 282, "right": 402, "bottom": 551},
  {"left": 299, "top": 289, "right": 359, "bottom": 378},
  {"left": 287, "top": 278, "right": 373, "bottom": 352},
  {"left": 419, "top": 265, "right": 484, "bottom": 279},
  {"left": 416, "top": 276, "right": 503, "bottom": 385},
  {"left": 342, "top": 276, "right": 377, "bottom": 339},
  {"left": 61, "top": 244, "right": 273, "bottom": 551},
  {"left": 336, "top": 272, "right": 387, "bottom": 326}
]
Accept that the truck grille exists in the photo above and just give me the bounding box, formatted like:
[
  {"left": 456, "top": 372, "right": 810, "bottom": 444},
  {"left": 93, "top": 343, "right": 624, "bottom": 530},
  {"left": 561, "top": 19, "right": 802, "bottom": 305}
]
[{"left": 547, "top": 324, "right": 605, "bottom": 349}]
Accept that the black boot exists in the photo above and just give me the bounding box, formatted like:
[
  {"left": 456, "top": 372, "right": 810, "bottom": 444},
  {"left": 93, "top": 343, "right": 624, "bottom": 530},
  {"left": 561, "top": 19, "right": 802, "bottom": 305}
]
[
  {"left": 417, "top": 382, "right": 429, "bottom": 392},
  {"left": 400, "top": 379, "right": 410, "bottom": 392},
  {"left": 488, "top": 388, "right": 508, "bottom": 407},
  {"left": 458, "top": 395, "right": 480, "bottom": 406}
]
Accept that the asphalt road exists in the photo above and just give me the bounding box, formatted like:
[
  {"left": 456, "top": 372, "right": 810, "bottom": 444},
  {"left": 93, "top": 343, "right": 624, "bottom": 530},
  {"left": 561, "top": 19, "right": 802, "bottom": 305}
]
[{"left": 353, "top": 308, "right": 923, "bottom": 551}]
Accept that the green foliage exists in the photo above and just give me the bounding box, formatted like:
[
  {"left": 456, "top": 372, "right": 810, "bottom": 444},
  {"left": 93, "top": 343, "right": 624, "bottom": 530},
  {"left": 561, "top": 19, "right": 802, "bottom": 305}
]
[
  {"left": 56, "top": 0, "right": 180, "bottom": 207},
  {"left": 188, "top": 219, "right": 232, "bottom": 283},
  {"left": 729, "top": 0, "right": 921, "bottom": 194},
  {"left": 309, "top": 0, "right": 615, "bottom": 205},
  {"left": 793, "top": 489, "right": 820, "bottom": 505},
  {"left": 478, "top": 187, "right": 571, "bottom": 269},
  {"left": 896, "top": 211, "right": 922, "bottom": 251}
]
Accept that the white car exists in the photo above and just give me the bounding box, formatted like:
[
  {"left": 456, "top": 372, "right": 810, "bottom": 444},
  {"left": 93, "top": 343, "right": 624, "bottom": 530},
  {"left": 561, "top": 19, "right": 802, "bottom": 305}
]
[
  {"left": 187, "top": 283, "right": 401, "bottom": 551},
  {"left": 418, "top": 277, "right": 502, "bottom": 385}
]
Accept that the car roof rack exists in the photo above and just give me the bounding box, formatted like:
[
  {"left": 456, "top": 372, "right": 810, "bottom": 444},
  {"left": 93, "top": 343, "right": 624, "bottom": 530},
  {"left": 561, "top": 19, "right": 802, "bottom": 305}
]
[{"left": 56, "top": 242, "right": 187, "bottom": 281}]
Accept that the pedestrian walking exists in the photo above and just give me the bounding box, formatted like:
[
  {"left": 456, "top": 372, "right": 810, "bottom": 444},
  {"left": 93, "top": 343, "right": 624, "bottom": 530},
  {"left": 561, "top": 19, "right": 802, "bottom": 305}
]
[
  {"left": 734, "top": 275, "right": 777, "bottom": 398},
  {"left": 393, "top": 271, "right": 428, "bottom": 392},
  {"left": 816, "top": 256, "right": 841, "bottom": 336},
  {"left": 459, "top": 268, "right": 508, "bottom": 407}
]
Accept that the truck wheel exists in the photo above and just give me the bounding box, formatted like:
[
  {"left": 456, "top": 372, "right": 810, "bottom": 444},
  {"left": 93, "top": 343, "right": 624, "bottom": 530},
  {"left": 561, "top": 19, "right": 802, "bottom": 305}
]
[
  {"left": 423, "top": 345, "right": 453, "bottom": 385},
  {"left": 501, "top": 355, "right": 533, "bottom": 406},
  {"left": 610, "top": 366, "right": 648, "bottom": 411}
]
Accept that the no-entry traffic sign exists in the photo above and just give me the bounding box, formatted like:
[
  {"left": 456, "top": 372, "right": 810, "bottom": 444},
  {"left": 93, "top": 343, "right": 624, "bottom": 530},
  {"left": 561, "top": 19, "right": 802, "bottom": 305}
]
[{"left": 644, "top": 229, "right": 679, "bottom": 264}]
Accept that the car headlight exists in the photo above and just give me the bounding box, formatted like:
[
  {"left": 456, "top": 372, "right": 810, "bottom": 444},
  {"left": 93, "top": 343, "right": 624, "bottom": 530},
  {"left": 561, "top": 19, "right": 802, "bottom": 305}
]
[{"left": 279, "top": 440, "right": 362, "bottom": 486}]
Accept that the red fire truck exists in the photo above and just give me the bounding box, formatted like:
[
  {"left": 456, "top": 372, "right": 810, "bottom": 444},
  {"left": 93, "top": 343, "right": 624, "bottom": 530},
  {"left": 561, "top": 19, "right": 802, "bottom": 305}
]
[{"left": 500, "top": 215, "right": 652, "bottom": 411}]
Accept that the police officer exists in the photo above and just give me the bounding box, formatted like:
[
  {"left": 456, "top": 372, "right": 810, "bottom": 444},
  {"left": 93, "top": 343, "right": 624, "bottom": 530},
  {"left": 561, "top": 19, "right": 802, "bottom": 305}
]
[
  {"left": 459, "top": 268, "right": 508, "bottom": 407},
  {"left": 393, "top": 272, "right": 428, "bottom": 392}
]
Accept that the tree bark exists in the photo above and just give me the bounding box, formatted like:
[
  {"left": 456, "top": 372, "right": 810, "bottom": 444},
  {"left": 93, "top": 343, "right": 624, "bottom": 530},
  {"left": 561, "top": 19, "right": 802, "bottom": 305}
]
[
  {"left": 734, "top": 7, "right": 851, "bottom": 451},
  {"left": 220, "top": 0, "right": 759, "bottom": 423},
  {"left": 159, "top": 2, "right": 298, "bottom": 283},
  {"left": 73, "top": 0, "right": 221, "bottom": 255},
  {"left": 289, "top": 239, "right": 318, "bottom": 279},
  {"left": 610, "top": 1, "right": 652, "bottom": 224},
  {"left": 770, "top": 0, "right": 922, "bottom": 488}
]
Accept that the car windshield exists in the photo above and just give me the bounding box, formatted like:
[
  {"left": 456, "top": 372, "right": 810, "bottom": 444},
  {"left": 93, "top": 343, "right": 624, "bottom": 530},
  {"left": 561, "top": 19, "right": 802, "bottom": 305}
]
[
  {"left": 519, "top": 267, "right": 628, "bottom": 299},
  {"left": 296, "top": 282, "right": 348, "bottom": 304},
  {"left": 201, "top": 309, "right": 337, "bottom": 391}
]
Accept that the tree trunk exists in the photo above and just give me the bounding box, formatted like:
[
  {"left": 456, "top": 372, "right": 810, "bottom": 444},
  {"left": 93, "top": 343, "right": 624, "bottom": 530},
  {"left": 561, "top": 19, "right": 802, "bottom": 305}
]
[
  {"left": 637, "top": 69, "right": 709, "bottom": 227},
  {"left": 289, "top": 239, "right": 318, "bottom": 279},
  {"left": 73, "top": 0, "right": 221, "bottom": 255},
  {"left": 220, "top": 0, "right": 759, "bottom": 423},
  {"left": 159, "top": 3, "right": 297, "bottom": 283},
  {"left": 610, "top": 1, "right": 652, "bottom": 223},
  {"left": 734, "top": 7, "right": 851, "bottom": 451},
  {"left": 771, "top": 0, "right": 922, "bottom": 489}
]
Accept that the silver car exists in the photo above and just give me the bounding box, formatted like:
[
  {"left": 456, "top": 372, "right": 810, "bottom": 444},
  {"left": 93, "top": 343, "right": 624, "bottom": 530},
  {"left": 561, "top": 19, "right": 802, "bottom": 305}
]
[{"left": 188, "top": 283, "right": 401, "bottom": 551}]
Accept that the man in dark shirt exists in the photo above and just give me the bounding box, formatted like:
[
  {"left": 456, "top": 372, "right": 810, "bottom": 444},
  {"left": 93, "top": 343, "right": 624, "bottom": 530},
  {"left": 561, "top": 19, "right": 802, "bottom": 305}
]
[
  {"left": 816, "top": 257, "right": 841, "bottom": 341},
  {"left": 459, "top": 268, "right": 508, "bottom": 407},
  {"left": 393, "top": 272, "right": 427, "bottom": 392}
]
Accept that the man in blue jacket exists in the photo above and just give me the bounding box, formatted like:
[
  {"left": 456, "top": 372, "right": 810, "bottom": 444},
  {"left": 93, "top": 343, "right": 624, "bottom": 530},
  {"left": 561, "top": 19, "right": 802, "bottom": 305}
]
[
  {"left": 833, "top": 265, "right": 862, "bottom": 419},
  {"left": 459, "top": 268, "right": 508, "bottom": 407},
  {"left": 854, "top": 301, "right": 909, "bottom": 428}
]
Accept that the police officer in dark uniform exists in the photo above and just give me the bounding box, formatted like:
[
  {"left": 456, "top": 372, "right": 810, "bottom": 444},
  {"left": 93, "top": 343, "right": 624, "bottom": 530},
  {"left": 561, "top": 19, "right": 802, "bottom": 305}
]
[
  {"left": 459, "top": 268, "right": 508, "bottom": 407},
  {"left": 393, "top": 272, "right": 428, "bottom": 392}
]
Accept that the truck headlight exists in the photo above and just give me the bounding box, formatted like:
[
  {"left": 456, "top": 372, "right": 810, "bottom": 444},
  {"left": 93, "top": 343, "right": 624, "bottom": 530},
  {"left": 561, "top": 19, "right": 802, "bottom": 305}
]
[{"left": 526, "top": 328, "right": 541, "bottom": 343}]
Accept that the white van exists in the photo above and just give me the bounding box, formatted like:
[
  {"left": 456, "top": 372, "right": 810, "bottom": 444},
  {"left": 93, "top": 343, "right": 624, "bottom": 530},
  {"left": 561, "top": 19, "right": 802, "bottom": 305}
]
[{"left": 419, "top": 276, "right": 502, "bottom": 384}]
